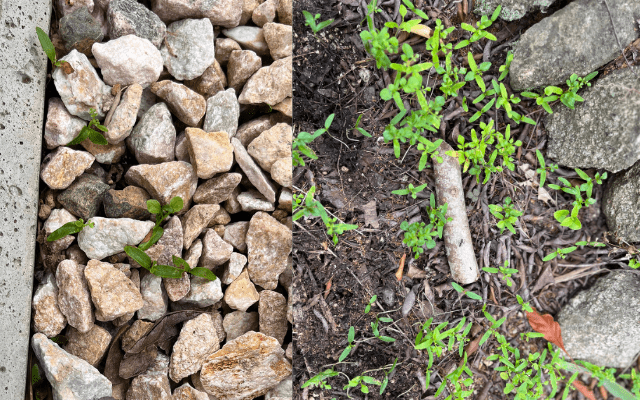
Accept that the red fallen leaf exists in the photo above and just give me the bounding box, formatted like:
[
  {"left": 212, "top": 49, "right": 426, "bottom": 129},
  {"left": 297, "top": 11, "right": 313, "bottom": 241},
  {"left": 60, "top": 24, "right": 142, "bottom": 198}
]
[
  {"left": 323, "top": 276, "right": 333, "bottom": 299},
  {"left": 599, "top": 385, "right": 608, "bottom": 399},
  {"left": 396, "top": 254, "right": 406, "bottom": 281},
  {"left": 525, "top": 308, "right": 571, "bottom": 358},
  {"left": 572, "top": 380, "right": 596, "bottom": 400}
]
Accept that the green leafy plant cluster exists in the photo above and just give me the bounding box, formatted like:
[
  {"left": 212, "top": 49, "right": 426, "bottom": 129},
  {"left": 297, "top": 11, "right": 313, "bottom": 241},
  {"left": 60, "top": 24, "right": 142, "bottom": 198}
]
[
  {"left": 68, "top": 108, "right": 108, "bottom": 146},
  {"left": 400, "top": 193, "right": 450, "bottom": 258},
  {"left": 293, "top": 114, "right": 334, "bottom": 167},
  {"left": 522, "top": 72, "right": 598, "bottom": 113},
  {"left": 548, "top": 168, "right": 607, "bottom": 230},
  {"left": 124, "top": 247, "right": 215, "bottom": 281},
  {"left": 535, "top": 149, "right": 559, "bottom": 187},
  {"left": 482, "top": 260, "right": 519, "bottom": 287},
  {"left": 392, "top": 182, "right": 428, "bottom": 199},
  {"left": 543, "top": 240, "right": 606, "bottom": 261},
  {"left": 489, "top": 196, "right": 522, "bottom": 234},
  {"left": 302, "top": 10, "right": 334, "bottom": 34}
]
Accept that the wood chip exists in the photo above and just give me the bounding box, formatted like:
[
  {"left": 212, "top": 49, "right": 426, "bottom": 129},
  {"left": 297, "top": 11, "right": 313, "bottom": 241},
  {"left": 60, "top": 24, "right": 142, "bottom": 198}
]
[{"left": 363, "top": 200, "right": 379, "bottom": 228}]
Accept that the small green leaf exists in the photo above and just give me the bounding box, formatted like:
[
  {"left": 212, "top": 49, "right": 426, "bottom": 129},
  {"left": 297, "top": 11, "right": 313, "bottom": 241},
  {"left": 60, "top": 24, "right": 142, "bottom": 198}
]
[
  {"left": 169, "top": 196, "right": 184, "bottom": 213},
  {"left": 86, "top": 128, "right": 108, "bottom": 145},
  {"left": 124, "top": 245, "right": 152, "bottom": 269},
  {"left": 150, "top": 263, "right": 185, "bottom": 279},
  {"left": 465, "top": 291, "right": 482, "bottom": 301},
  {"left": 67, "top": 127, "right": 90, "bottom": 145},
  {"left": 47, "top": 220, "right": 85, "bottom": 242},
  {"left": 147, "top": 200, "right": 162, "bottom": 214},
  {"left": 172, "top": 255, "right": 190, "bottom": 271},
  {"left": 451, "top": 282, "right": 463, "bottom": 293},
  {"left": 339, "top": 346, "right": 351, "bottom": 362},
  {"left": 139, "top": 226, "right": 163, "bottom": 251},
  {"left": 189, "top": 267, "right": 217, "bottom": 281},
  {"left": 36, "top": 27, "right": 57, "bottom": 65},
  {"left": 348, "top": 326, "right": 355, "bottom": 343}
]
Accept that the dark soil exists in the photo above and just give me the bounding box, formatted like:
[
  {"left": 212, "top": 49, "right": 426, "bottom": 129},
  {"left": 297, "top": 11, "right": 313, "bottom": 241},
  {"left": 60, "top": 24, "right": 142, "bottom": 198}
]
[{"left": 292, "top": 1, "right": 636, "bottom": 399}]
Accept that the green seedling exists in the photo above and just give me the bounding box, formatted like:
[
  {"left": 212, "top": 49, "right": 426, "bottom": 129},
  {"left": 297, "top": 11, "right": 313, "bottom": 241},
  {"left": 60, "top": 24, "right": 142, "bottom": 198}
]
[
  {"left": 46, "top": 219, "right": 94, "bottom": 242},
  {"left": 68, "top": 108, "right": 108, "bottom": 146},
  {"left": 482, "top": 260, "right": 519, "bottom": 287},
  {"left": 489, "top": 196, "right": 522, "bottom": 235},
  {"left": 560, "top": 72, "right": 598, "bottom": 109},
  {"left": 325, "top": 217, "right": 358, "bottom": 246},
  {"left": 371, "top": 315, "right": 396, "bottom": 343},
  {"left": 464, "top": 52, "right": 491, "bottom": 92},
  {"left": 125, "top": 247, "right": 216, "bottom": 281},
  {"left": 543, "top": 240, "right": 605, "bottom": 261},
  {"left": 619, "top": 369, "right": 640, "bottom": 397},
  {"left": 436, "top": 353, "right": 474, "bottom": 399},
  {"left": 36, "top": 27, "right": 71, "bottom": 71},
  {"left": 140, "top": 196, "right": 184, "bottom": 251},
  {"left": 353, "top": 114, "right": 372, "bottom": 137},
  {"left": 454, "top": 5, "right": 500, "bottom": 49},
  {"left": 400, "top": 194, "right": 449, "bottom": 258},
  {"left": 498, "top": 50, "right": 513, "bottom": 81},
  {"left": 379, "top": 358, "right": 398, "bottom": 395},
  {"left": 293, "top": 114, "right": 334, "bottom": 167},
  {"left": 391, "top": 182, "right": 428, "bottom": 199},
  {"left": 548, "top": 169, "right": 606, "bottom": 230},
  {"left": 451, "top": 282, "right": 483, "bottom": 301},
  {"left": 301, "top": 369, "right": 339, "bottom": 390},
  {"left": 339, "top": 326, "right": 356, "bottom": 362},
  {"left": 535, "top": 149, "right": 559, "bottom": 188},
  {"left": 343, "top": 374, "right": 382, "bottom": 395},
  {"left": 302, "top": 10, "right": 334, "bottom": 34},
  {"left": 629, "top": 258, "right": 640, "bottom": 269},
  {"left": 521, "top": 88, "right": 558, "bottom": 114},
  {"left": 494, "top": 125, "right": 522, "bottom": 172},
  {"left": 365, "top": 295, "right": 377, "bottom": 313}
]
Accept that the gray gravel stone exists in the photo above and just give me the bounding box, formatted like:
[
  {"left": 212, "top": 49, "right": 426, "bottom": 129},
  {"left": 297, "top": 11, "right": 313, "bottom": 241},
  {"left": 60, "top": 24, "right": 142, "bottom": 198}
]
[
  {"left": 128, "top": 102, "right": 176, "bottom": 164},
  {"left": 107, "top": 0, "right": 167, "bottom": 48},
  {"left": 59, "top": 6, "right": 104, "bottom": 56},
  {"left": 603, "top": 159, "right": 640, "bottom": 242},
  {"left": 103, "top": 186, "right": 152, "bottom": 219},
  {"left": 232, "top": 138, "right": 277, "bottom": 202},
  {"left": 179, "top": 274, "right": 223, "bottom": 307},
  {"left": 236, "top": 115, "right": 275, "bottom": 146},
  {"left": 474, "top": 0, "right": 555, "bottom": 21},
  {"left": 77, "top": 217, "right": 155, "bottom": 260},
  {"left": 161, "top": 18, "right": 216, "bottom": 81},
  {"left": 558, "top": 271, "right": 640, "bottom": 367},
  {"left": 223, "top": 221, "right": 249, "bottom": 253},
  {"left": 138, "top": 271, "right": 168, "bottom": 321},
  {"left": 203, "top": 88, "right": 240, "bottom": 136},
  {"left": 201, "top": 228, "right": 234, "bottom": 268},
  {"left": 510, "top": 0, "right": 640, "bottom": 90},
  {"left": 222, "top": 26, "right": 270, "bottom": 56},
  {"left": 57, "top": 174, "right": 110, "bottom": 220}
]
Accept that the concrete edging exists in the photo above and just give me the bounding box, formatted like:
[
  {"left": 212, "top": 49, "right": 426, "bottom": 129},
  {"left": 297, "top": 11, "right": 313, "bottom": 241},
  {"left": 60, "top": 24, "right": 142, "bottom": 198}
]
[{"left": 0, "top": 0, "right": 52, "bottom": 398}]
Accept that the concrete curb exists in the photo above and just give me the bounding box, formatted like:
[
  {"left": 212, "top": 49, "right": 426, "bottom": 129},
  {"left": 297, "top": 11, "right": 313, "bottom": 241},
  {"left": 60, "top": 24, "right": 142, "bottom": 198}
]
[{"left": 0, "top": 0, "right": 52, "bottom": 398}]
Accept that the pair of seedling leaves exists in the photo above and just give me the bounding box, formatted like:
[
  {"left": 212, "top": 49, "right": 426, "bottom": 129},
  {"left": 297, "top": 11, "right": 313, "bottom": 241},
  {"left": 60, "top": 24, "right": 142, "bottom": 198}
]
[{"left": 46, "top": 196, "right": 216, "bottom": 281}]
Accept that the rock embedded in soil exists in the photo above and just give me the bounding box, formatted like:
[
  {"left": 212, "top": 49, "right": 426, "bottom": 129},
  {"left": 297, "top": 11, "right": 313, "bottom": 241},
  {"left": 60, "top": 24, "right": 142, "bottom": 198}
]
[
  {"left": 231, "top": 138, "right": 277, "bottom": 202},
  {"left": 224, "top": 269, "right": 260, "bottom": 311},
  {"left": 252, "top": 0, "right": 277, "bottom": 27},
  {"left": 57, "top": 174, "right": 110, "bottom": 220},
  {"left": 78, "top": 217, "right": 155, "bottom": 260},
  {"left": 203, "top": 88, "right": 240, "bottom": 136},
  {"left": 32, "top": 273, "right": 67, "bottom": 338},
  {"left": 151, "top": 80, "right": 207, "bottom": 127},
  {"left": 236, "top": 114, "right": 276, "bottom": 147},
  {"left": 271, "top": 157, "right": 292, "bottom": 188},
  {"left": 105, "top": 83, "right": 143, "bottom": 144},
  {"left": 103, "top": 186, "right": 152, "bottom": 219},
  {"left": 201, "top": 228, "right": 234, "bottom": 268},
  {"left": 56, "top": 260, "right": 94, "bottom": 333},
  {"left": 84, "top": 259, "right": 145, "bottom": 320},
  {"left": 246, "top": 211, "right": 291, "bottom": 289},
  {"left": 182, "top": 204, "right": 221, "bottom": 249},
  {"left": 169, "top": 313, "right": 220, "bottom": 382},
  {"left": 200, "top": 331, "right": 292, "bottom": 399},
  {"left": 107, "top": 0, "right": 167, "bottom": 48},
  {"left": 603, "top": 160, "right": 640, "bottom": 242},
  {"left": 223, "top": 221, "right": 249, "bottom": 253},
  {"left": 222, "top": 26, "right": 270, "bottom": 56},
  {"left": 510, "top": 0, "right": 640, "bottom": 90},
  {"left": 43, "top": 209, "right": 78, "bottom": 253},
  {"left": 221, "top": 252, "right": 247, "bottom": 284},
  {"left": 259, "top": 290, "right": 288, "bottom": 344},
  {"left": 215, "top": 38, "right": 242, "bottom": 65},
  {"left": 474, "top": 0, "right": 556, "bottom": 21},
  {"left": 546, "top": 68, "right": 640, "bottom": 173},
  {"left": 151, "top": 0, "right": 243, "bottom": 28},
  {"left": 238, "top": 56, "right": 292, "bottom": 106},
  {"left": 59, "top": 6, "right": 105, "bottom": 55},
  {"left": 263, "top": 22, "right": 292, "bottom": 60},
  {"left": 186, "top": 128, "right": 235, "bottom": 179},
  {"left": 161, "top": 18, "right": 216, "bottom": 81},
  {"left": 128, "top": 102, "right": 177, "bottom": 164},
  {"left": 193, "top": 172, "right": 242, "bottom": 204},
  {"left": 138, "top": 272, "right": 168, "bottom": 321},
  {"left": 185, "top": 60, "right": 227, "bottom": 99},
  {"left": 248, "top": 123, "right": 292, "bottom": 171},
  {"left": 31, "top": 333, "right": 112, "bottom": 400},
  {"left": 44, "top": 98, "right": 86, "bottom": 149},
  {"left": 227, "top": 50, "right": 262, "bottom": 93},
  {"left": 223, "top": 310, "right": 258, "bottom": 341},
  {"left": 238, "top": 189, "right": 275, "bottom": 212},
  {"left": 125, "top": 161, "right": 198, "bottom": 207},
  {"left": 558, "top": 271, "right": 640, "bottom": 367},
  {"left": 41, "top": 147, "right": 95, "bottom": 190},
  {"left": 93, "top": 35, "right": 164, "bottom": 88},
  {"left": 63, "top": 325, "right": 112, "bottom": 366}
]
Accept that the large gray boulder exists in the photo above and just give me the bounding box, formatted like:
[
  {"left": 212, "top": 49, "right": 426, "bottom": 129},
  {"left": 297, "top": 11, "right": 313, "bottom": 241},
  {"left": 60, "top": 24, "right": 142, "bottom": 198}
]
[
  {"left": 474, "top": 0, "right": 555, "bottom": 21},
  {"left": 557, "top": 271, "right": 640, "bottom": 367},
  {"left": 546, "top": 67, "right": 640, "bottom": 173},
  {"left": 602, "top": 159, "right": 640, "bottom": 242},
  {"left": 510, "top": 0, "right": 640, "bottom": 90}
]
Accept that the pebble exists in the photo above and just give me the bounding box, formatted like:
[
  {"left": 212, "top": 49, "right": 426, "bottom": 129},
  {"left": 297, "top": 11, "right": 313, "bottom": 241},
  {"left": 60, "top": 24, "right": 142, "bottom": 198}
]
[
  {"left": 43, "top": 208, "right": 77, "bottom": 253},
  {"left": 63, "top": 325, "right": 112, "bottom": 366},
  {"left": 273, "top": 98, "right": 292, "bottom": 119},
  {"left": 80, "top": 137, "right": 126, "bottom": 164},
  {"left": 44, "top": 98, "right": 86, "bottom": 149},
  {"left": 103, "top": 186, "right": 152, "bottom": 219},
  {"left": 32, "top": 273, "right": 67, "bottom": 338},
  {"left": 180, "top": 274, "right": 223, "bottom": 308},
  {"left": 193, "top": 172, "right": 242, "bottom": 204},
  {"left": 55, "top": 0, "right": 94, "bottom": 16},
  {"left": 246, "top": 212, "right": 292, "bottom": 289},
  {"left": 59, "top": 6, "right": 104, "bottom": 55},
  {"left": 151, "top": 0, "right": 243, "bottom": 28},
  {"left": 223, "top": 221, "right": 249, "bottom": 253},
  {"left": 263, "top": 22, "right": 292, "bottom": 60},
  {"left": 238, "top": 190, "right": 275, "bottom": 212},
  {"left": 184, "top": 238, "right": 203, "bottom": 267},
  {"left": 151, "top": 80, "right": 206, "bottom": 127},
  {"left": 252, "top": 0, "right": 277, "bottom": 27},
  {"left": 56, "top": 260, "right": 94, "bottom": 333},
  {"left": 221, "top": 252, "right": 247, "bottom": 284},
  {"left": 127, "top": 370, "right": 172, "bottom": 400},
  {"left": 203, "top": 88, "right": 240, "bottom": 137},
  {"left": 200, "top": 331, "right": 292, "bottom": 399},
  {"left": 125, "top": 161, "right": 198, "bottom": 207},
  {"left": 266, "top": 376, "right": 293, "bottom": 399},
  {"left": 182, "top": 204, "right": 221, "bottom": 249},
  {"left": 58, "top": 174, "right": 111, "bottom": 220},
  {"left": 240, "top": 0, "right": 262, "bottom": 25},
  {"left": 128, "top": 102, "right": 177, "bottom": 164},
  {"left": 236, "top": 115, "right": 275, "bottom": 146},
  {"left": 138, "top": 271, "right": 168, "bottom": 321},
  {"left": 161, "top": 18, "right": 216, "bottom": 81},
  {"left": 224, "top": 269, "right": 259, "bottom": 312},
  {"left": 174, "top": 384, "right": 210, "bottom": 400},
  {"left": 121, "top": 319, "right": 154, "bottom": 352},
  {"left": 175, "top": 131, "right": 191, "bottom": 163},
  {"left": 145, "top": 215, "right": 184, "bottom": 266},
  {"left": 186, "top": 128, "right": 235, "bottom": 179},
  {"left": 223, "top": 310, "right": 258, "bottom": 341},
  {"left": 278, "top": 188, "right": 292, "bottom": 211},
  {"left": 224, "top": 187, "right": 243, "bottom": 214},
  {"left": 222, "top": 26, "right": 270, "bottom": 56},
  {"left": 259, "top": 290, "right": 288, "bottom": 344},
  {"left": 227, "top": 50, "right": 262, "bottom": 93},
  {"left": 77, "top": 217, "right": 155, "bottom": 260},
  {"left": 84, "top": 259, "right": 145, "bottom": 320},
  {"left": 184, "top": 60, "right": 227, "bottom": 98},
  {"left": 248, "top": 123, "right": 292, "bottom": 171},
  {"left": 105, "top": 83, "right": 143, "bottom": 144},
  {"left": 169, "top": 313, "right": 220, "bottom": 382},
  {"left": 41, "top": 146, "right": 95, "bottom": 190},
  {"left": 107, "top": 0, "right": 167, "bottom": 48},
  {"left": 231, "top": 138, "right": 277, "bottom": 202},
  {"left": 138, "top": 87, "right": 158, "bottom": 119},
  {"left": 201, "top": 229, "right": 234, "bottom": 268},
  {"left": 238, "top": 56, "right": 292, "bottom": 106},
  {"left": 276, "top": 0, "right": 292, "bottom": 24},
  {"left": 31, "top": 333, "right": 112, "bottom": 400},
  {"left": 93, "top": 35, "right": 163, "bottom": 88},
  {"left": 52, "top": 45, "right": 113, "bottom": 121},
  {"left": 215, "top": 38, "right": 242, "bottom": 65},
  {"left": 271, "top": 157, "right": 292, "bottom": 188}
]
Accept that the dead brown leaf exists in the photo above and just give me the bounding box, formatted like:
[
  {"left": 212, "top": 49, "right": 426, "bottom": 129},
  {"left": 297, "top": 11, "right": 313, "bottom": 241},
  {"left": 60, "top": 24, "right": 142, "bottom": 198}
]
[
  {"left": 526, "top": 308, "right": 570, "bottom": 358},
  {"left": 572, "top": 380, "right": 596, "bottom": 400},
  {"left": 324, "top": 276, "right": 333, "bottom": 299},
  {"left": 396, "top": 253, "right": 406, "bottom": 281},
  {"left": 410, "top": 24, "right": 433, "bottom": 39}
]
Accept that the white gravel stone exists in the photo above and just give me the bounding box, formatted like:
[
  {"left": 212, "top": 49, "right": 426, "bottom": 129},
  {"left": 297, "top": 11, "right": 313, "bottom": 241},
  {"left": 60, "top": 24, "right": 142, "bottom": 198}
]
[
  {"left": 222, "top": 26, "right": 269, "bottom": 56},
  {"left": 175, "top": 131, "right": 191, "bottom": 163},
  {"left": 161, "top": 18, "right": 216, "bottom": 81},
  {"left": 169, "top": 313, "right": 220, "bottom": 382},
  {"left": 138, "top": 271, "right": 168, "bottom": 321},
  {"left": 77, "top": 217, "right": 155, "bottom": 260},
  {"left": 92, "top": 35, "right": 163, "bottom": 88},
  {"left": 221, "top": 252, "right": 247, "bottom": 284},
  {"left": 125, "top": 161, "right": 198, "bottom": 207},
  {"left": 43, "top": 208, "right": 78, "bottom": 253},
  {"left": 180, "top": 275, "right": 223, "bottom": 308},
  {"left": 105, "top": 83, "right": 143, "bottom": 144},
  {"left": 127, "top": 102, "right": 177, "bottom": 164},
  {"left": 56, "top": 260, "right": 94, "bottom": 333},
  {"left": 31, "top": 333, "right": 112, "bottom": 400},
  {"left": 151, "top": 0, "right": 242, "bottom": 28},
  {"left": 238, "top": 190, "right": 275, "bottom": 212},
  {"left": 203, "top": 88, "right": 240, "bottom": 137},
  {"left": 44, "top": 98, "right": 86, "bottom": 149},
  {"left": 32, "top": 274, "right": 67, "bottom": 338}
]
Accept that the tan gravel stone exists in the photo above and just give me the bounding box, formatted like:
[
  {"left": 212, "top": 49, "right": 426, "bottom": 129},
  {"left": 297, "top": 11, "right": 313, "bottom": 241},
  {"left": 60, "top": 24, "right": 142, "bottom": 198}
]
[
  {"left": 41, "top": 147, "right": 95, "bottom": 190},
  {"left": 259, "top": 290, "right": 288, "bottom": 345},
  {"left": 231, "top": 138, "right": 277, "bottom": 202},
  {"left": 278, "top": 188, "right": 292, "bottom": 212},
  {"left": 173, "top": 384, "right": 210, "bottom": 400},
  {"left": 247, "top": 123, "right": 292, "bottom": 171},
  {"left": 238, "top": 56, "right": 292, "bottom": 106},
  {"left": 224, "top": 269, "right": 259, "bottom": 311},
  {"left": 236, "top": 115, "right": 275, "bottom": 146},
  {"left": 56, "top": 260, "right": 94, "bottom": 333},
  {"left": 263, "top": 22, "right": 292, "bottom": 60},
  {"left": 215, "top": 38, "right": 242, "bottom": 66},
  {"left": 170, "top": 313, "right": 220, "bottom": 382},
  {"left": 240, "top": 0, "right": 262, "bottom": 25},
  {"left": 223, "top": 310, "right": 258, "bottom": 341},
  {"left": 272, "top": 97, "right": 292, "bottom": 118},
  {"left": 80, "top": 137, "right": 126, "bottom": 164},
  {"left": 193, "top": 173, "right": 242, "bottom": 204},
  {"left": 103, "top": 186, "right": 152, "bottom": 219},
  {"left": 125, "top": 161, "right": 198, "bottom": 207},
  {"left": 185, "top": 60, "right": 227, "bottom": 98},
  {"left": 276, "top": 0, "right": 292, "bottom": 24},
  {"left": 32, "top": 273, "right": 67, "bottom": 338},
  {"left": 151, "top": 80, "right": 206, "bottom": 127},
  {"left": 186, "top": 128, "right": 235, "bottom": 179},
  {"left": 64, "top": 325, "right": 112, "bottom": 366},
  {"left": 252, "top": 0, "right": 276, "bottom": 27},
  {"left": 182, "top": 204, "right": 221, "bottom": 249},
  {"left": 106, "top": 83, "right": 143, "bottom": 144},
  {"left": 227, "top": 50, "right": 262, "bottom": 93},
  {"left": 201, "top": 229, "right": 234, "bottom": 269},
  {"left": 44, "top": 97, "right": 86, "bottom": 149},
  {"left": 224, "top": 186, "right": 243, "bottom": 214},
  {"left": 271, "top": 157, "right": 292, "bottom": 188},
  {"left": 209, "top": 207, "right": 231, "bottom": 226},
  {"left": 221, "top": 252, "right": 248, "bottom": 284},
  {"left": 246, "top": 212, "right": 291, "bottom": 289}
]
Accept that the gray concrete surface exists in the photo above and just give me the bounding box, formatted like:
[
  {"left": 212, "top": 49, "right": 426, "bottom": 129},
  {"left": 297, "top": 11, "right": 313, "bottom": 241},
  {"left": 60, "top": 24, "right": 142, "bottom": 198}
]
[{"left": 0, "top": 0, "right": 52, "bottom": 398}]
